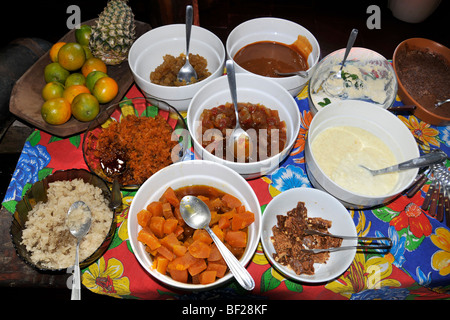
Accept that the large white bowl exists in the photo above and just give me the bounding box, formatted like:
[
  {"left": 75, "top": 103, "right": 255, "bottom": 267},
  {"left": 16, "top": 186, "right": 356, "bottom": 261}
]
[
  {"left": 305, "top": 100, "right": 419, "bottom": 209},
  {"left": 186, "top": 73, "right": 301, "bottom": 180},
  {"left": 127, "top": 160, "right": 262, "bottom": 291},
  {"left": 261, "top": 187, "right": 357, "bottom": 283},
  {"left": 128, "top": 24, "right": 226, "bottom": 111},
  {"left": 226, "top": 17, "right": 321, "bottom": 97}
]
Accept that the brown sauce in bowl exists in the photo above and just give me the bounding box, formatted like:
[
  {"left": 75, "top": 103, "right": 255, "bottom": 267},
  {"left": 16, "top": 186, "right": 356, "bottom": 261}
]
[{"left": 233, "top": 37, "right": 310, "bottom": 77}]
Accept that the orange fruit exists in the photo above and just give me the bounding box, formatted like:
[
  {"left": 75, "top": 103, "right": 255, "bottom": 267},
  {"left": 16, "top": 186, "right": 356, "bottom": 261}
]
[
  {"left": 42, "top": 81, "right": 65, "bottom": 101},
  {"left": 62, "top": 84, "right": 91, "bottom": 104},
  {"left": 75, "top": 25, "right": 92, "bottom": 46},
  {"left": 44, "top": 62, "right": 70, "bottom": 84},
  {"left": 71, "top": 93, "right": 100, "bottom": 122},
  {"left": 65, "top": 72, "right": 86, "bottom": 87},
  {"left": 92, "top": 77, "right": 118, "bottom": 104},
  {"left": 81, "top": 57, "right": 107, "bottom": 77},
  {"left": 41, "top": 97, "right": 72, "bottom": 125},
  {"left": 49, "top": 42, "right": 66, "bottom": 62},
  {"left": 58, "top": 42, "right": 86, "bottom": 71},
  {"left": 86, "top": 70, "right": 108, "bottom": 92}
]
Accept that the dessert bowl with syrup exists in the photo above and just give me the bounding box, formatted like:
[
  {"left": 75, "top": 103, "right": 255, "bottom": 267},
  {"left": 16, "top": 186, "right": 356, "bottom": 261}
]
[{"left": 226, "top": 17, "right": 321, "bottom": 97}]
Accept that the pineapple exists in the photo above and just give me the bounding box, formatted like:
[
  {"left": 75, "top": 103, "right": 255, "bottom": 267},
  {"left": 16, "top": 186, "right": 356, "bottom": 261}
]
[{"left": 89, "top": 0, "right": 136, "bottom": 65}]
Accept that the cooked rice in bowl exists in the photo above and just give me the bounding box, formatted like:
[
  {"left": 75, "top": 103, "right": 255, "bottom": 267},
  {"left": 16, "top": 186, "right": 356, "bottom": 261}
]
[{"left": 21, "top": 179, "right": 113, "bottom": 270}]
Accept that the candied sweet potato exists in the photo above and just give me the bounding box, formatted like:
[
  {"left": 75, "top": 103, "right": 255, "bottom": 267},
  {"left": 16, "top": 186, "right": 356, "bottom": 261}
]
[
  {"left": 150, "top": 216, "right": 165, "bottom": 238},
  {"left": 222, "top": 193, "right": 242, "bottom": 209},
  {"left": 225, "top": 230, "right": 247, "bottom": 248},
  {"left": 188, "top": 239, "right": 211, "bottom": 259},
  {"left": 137, "top": 229, "right": 161, "bottom": 251},
  {"left": 198, "top": 270, "right": 217, "bottom": 284},
  {"left": 137, "top": 209, "right": 152, "bottom": 228},
  {"left": 147, "top": 201, "right": 163, "bottom": 217}
]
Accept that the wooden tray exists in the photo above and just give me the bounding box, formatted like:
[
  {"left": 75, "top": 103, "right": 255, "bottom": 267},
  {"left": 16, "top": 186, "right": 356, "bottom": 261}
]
[{"left": 9, "top": 19, "right": 151, "bottom": 138}]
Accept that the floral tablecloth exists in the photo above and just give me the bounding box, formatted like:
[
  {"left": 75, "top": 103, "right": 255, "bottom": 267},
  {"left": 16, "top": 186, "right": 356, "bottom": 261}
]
[{"left": 3, "top": 84, "right": 450, "bottom": 300}]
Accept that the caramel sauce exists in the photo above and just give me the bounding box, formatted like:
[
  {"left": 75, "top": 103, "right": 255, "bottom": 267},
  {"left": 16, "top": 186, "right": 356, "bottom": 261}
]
[{"left": 233, "top": 35, "right": 312, "bottom": 77}]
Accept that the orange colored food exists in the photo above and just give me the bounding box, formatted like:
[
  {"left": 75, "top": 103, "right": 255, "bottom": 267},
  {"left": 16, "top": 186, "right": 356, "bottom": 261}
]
[
  {"left": 92, "top": 76, "right": 118, "bottom": 104},
  {"left": 137, "top": 185, "right": 255, "bottom": 285},
  {"left": 81, "top": 57, "right": 107, "bottom": 77},
  {"left": 94, "top": 115, "right": 178, "bottom": 185}
]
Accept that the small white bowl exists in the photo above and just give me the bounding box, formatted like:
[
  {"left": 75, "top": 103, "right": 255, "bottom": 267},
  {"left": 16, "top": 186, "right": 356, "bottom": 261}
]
[
  {"left": 226, "top": 17, "right": 321, "bottom": 97},
  {"left": 305, "top": 100, "right": 419, "bottom": 209},
  {"left": 127, "top": 160, "right": 262, "bottom": 291},
  {"left": 128, "top": 24, "right": 226, "bottom": 111},
  {"left": 186, "top": 73, "right": 301, "bottom": 180},
  {"left": 261, "top": 187, "right": 357, "bottom": 283}
]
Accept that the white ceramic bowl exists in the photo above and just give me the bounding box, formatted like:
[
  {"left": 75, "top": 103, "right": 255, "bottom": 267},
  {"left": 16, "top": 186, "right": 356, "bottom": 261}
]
[
  {"left": 128, "top": 24, "right": 226, "bottom": 111},
  {"left": 261, "top": 187, "right": 357, "bottom": 283},
  {"left": 128, "top": 160, "right": 262, "bottom": 291},
  {"left": 226, "top": 17, "right": 321, "bottom": 97},
  {"left": 305, "top": 100, "right": 419, "bottom": 209},
  {"left": 308, "top": 47, "right": 397, "bottom": 115},
  {"left": 186, "top": 73, "right": 301, "bottom": 180}
]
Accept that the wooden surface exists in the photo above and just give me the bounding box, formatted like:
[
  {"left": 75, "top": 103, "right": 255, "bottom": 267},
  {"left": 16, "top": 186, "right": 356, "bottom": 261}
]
[{"left": 9, "top": 19, "right": 151, "bottom": 138}]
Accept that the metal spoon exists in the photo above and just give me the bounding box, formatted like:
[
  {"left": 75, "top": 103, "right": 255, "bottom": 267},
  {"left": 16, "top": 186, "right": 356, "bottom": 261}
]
[
  {"left": 179, "top": 195, "right": 255, "bottom": 290},
  {"left": 226, "top": 60, "right": 252, "bottom": 162},
  {"left": 274, "top": 70, "right": 308, "bottom": 78},
  {"left": 110, "top": 178, "right": 122, "bottom": 211},
  {"left": 435, "top": 98, "right": 450, "bottom": 108},
  {"left": 323, "top": 28, "right": 358, "bottom": 96},
  {"left": 66, "top": 201, "right": 92, "bottom": 300},
  {"left": 336, "top": 28, "right": 358, "bottom": 79},
  {"left": 360, "top": 149, "right": 447, "bottom": 176},
  {"left": 177, "top": 5, "right": 197, "bottom": 84}
]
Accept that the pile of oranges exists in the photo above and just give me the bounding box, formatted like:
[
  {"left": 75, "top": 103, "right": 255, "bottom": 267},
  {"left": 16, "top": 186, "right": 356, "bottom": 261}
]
[{"left": 41, "top": 25, "right": 119, "bottom": 125}]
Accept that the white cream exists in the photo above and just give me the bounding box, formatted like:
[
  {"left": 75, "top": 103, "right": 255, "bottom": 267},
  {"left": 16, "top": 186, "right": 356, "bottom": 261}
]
[{"left": 311, "top": 126, "right": 398, "bottom": 196}]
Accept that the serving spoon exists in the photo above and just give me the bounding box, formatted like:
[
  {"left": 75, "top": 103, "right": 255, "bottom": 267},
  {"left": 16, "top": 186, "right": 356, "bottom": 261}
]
[
  {"left": 435, "top": 98, "right": 450, "bottom": 108},
  {"left": 323, "top": 28, "right": 358, "bottom": 96},
  {"left": 179, "top": 195, "right": 255, "bottom": 291},
  {"left": 360, "top": 149, "right": 447, "bottom": 176},
  {"left": 177, "top": 5, "right": 197, "bottom": 84},
  {"left": 226, "top": 60, "right": 252, "bottom": 161},
  {"left": 66, "top": 201, "right": 92, "bottom": 300},
  {"left": 274, "top": 70, "right": 308, "bottom": 78}
]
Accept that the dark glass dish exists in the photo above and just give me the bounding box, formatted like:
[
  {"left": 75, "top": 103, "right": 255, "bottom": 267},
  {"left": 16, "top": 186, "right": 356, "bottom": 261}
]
[
  {"left": 82, "top": 97, "right": 190, "bottom": 190},
  {"left": 10, "top": 169, "right": 116, "bottom": 273}
]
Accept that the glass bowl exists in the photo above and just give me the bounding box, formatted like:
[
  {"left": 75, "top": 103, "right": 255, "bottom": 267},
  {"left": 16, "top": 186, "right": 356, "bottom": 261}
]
[
  {"left": 82, "top": 97, "right": 190, "bottom": 190},
  {"left": 10, "top": 169, "right": 116, "bottom": 273},
  {"left": 308, "top": 47, "right": 397, "bottom": 115}
]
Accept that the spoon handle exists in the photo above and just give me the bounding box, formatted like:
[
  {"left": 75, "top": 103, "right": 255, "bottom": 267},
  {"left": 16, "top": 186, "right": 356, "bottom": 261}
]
[
  {"left": 71, "top": 243, "right": 81, "bottom": 300},
  {"left": 185, "top": 5, "right": 193, "bottom": 57},
  {"left": 340, "top": 28, "right": 358, "bottom": 70},
  {"left": 226, "top": 60, "right": 239, "bottom": 119},
  {"left": 205, "top": 226, "right": 255, "bottom": 291}
]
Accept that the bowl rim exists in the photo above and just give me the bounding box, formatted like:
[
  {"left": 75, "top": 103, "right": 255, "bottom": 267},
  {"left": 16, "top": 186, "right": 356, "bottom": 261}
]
[
  {"left": 308, "top": 47, "right": 398, "bottom": 113},
  {"left": 306, "top": 100, "right": 419, "bottom": 201},
  {"left": 392, "top": 37, "right": 450, "bottom": 123},
  {"left": 225, "top": 16, "right": 321, "bottom": 81},
  {"left": 186, "top": 73, "right": 301, "bottom": 170},
  {"left": 128, "top": 23, "right": 226, "bottom": 93},
  {"left": 82, "top": 97, "right": 190, "bottom": 190},
  {"left": 9, "top": 168, "right": 116, "bottom": 273},
  {"left": 260, "top": 186, "right": 357, "bottom": 283},
  {"left": 127, "top": 159, "right": 262, "bottom": 290}
]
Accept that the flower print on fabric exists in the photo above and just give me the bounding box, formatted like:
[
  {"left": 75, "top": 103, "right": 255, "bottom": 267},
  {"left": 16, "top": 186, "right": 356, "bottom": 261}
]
[
  {"left": 269, "top": 164, "right": 311, "bottom": 193},
  {"left": 430, "top": 227, "right": 450, "bottom": 276},
  {"left": 4, "top": 141, "right": 51, "bottom": 203},
  {"left": 376, "top": 226, "right": 406, "bottom": 268},
  {"left": 398, "top": 115, "right": 440, "bottom": 152}
]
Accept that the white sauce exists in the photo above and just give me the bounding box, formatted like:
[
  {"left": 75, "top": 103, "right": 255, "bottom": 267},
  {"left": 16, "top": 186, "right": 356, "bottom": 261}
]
[
  {"left": 311, "top": 126, "right": 398, "bottom": 196},
  {"left": 311, "top": 60, "right": 395, "bottom": 110}
]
